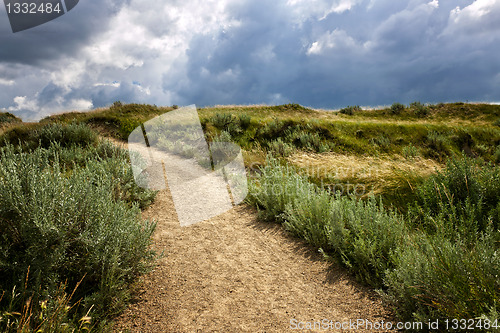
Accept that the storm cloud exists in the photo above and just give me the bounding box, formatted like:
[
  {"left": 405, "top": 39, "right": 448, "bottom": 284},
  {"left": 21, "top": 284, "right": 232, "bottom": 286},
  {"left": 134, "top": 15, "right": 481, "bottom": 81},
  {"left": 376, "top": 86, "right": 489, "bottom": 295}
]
[{"left": 1, "top": 0, "right": 499, "bottom": 120}]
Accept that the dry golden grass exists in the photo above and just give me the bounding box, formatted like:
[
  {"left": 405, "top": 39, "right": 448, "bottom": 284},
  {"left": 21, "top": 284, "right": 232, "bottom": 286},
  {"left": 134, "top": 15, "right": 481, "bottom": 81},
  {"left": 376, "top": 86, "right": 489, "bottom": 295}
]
[{"left": 288, "top": 152, "right": 443, "bottom": 197}]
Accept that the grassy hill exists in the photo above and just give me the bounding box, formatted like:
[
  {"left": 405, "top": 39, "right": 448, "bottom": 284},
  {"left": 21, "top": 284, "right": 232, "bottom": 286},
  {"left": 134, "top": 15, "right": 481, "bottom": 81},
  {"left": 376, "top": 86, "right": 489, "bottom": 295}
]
[
  {"left": 6, "top": 101, "right": 498, "bottom": 210},
  {"left": 0, "top": 102, "right": 499, "bottom": 331}
]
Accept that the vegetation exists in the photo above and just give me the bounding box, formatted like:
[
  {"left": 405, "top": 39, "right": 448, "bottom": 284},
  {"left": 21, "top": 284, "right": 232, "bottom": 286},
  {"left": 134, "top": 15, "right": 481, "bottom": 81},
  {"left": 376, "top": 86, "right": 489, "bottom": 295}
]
[
  {"left": 2, "top": 101, "right": 500, "bottom": 331},
  {"left": 248, "top": 156, "right": 499, "bottom": 331},
  {"left": 0, "top": 112, "right": 22, "bottom": 126},
  {"left": 0, "top": 123, "right": 156, "bottom": 331}
]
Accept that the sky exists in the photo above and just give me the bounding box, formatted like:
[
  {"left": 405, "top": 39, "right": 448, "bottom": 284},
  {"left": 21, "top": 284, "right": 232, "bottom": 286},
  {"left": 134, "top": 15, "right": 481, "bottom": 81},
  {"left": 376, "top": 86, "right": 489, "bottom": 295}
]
[{"left": 0, "top": 0, "right": 499, "bottom": 120}]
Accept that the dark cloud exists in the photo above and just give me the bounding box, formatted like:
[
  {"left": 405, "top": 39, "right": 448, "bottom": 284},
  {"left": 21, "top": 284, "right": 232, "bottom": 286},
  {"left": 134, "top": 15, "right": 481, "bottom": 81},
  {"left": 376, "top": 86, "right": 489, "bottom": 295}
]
[
  {"left": 0, "top": 0, "right": 128, "bottom": 65},
  {"left": 2, "top": 0, "right": 500, "bottom": 120},
  {"left": 169, "top": 0, "right": 500, "bottom": 108}
]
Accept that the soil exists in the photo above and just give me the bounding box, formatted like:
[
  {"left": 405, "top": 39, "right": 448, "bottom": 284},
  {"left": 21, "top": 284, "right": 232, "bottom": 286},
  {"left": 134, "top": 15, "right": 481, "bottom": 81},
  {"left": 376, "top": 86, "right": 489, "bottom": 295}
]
[{"left": 112, "top": 187, "right": 396, "bottom": 332}]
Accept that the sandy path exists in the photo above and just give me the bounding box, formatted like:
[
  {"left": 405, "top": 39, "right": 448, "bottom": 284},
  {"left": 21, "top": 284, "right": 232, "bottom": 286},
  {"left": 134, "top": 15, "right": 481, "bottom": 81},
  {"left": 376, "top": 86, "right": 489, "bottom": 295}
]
[{"left": 112, "top": 186, "right": 395, "bottom": 332}]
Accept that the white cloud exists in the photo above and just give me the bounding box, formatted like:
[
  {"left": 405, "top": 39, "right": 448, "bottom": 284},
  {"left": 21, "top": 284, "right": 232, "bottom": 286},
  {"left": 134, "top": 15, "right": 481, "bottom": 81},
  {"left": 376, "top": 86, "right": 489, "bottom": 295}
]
[
  {"left": 0, "top": 78, "right": 14, "bottom": 86},
  {"left": 286, "top": 0, "right": 362, "bottom": 22},
  {"left": 369, "top": 1, "right": 441, "bottom": 51},
  {"left": 445, "top": 0, "right": 500, "bottom": 36},
  {"left": 252, "top": 44, "right": 276, "bottom": 63},
  {"left": 428, "top": 0, "right": 439, "bottom": 9},
  {"left": 307, "top": 29, "right": 358, "bottom": 55},
  {"left": 94, "top": 82, "right": 121, "bottom": 88},
  {"left": 66, "top": 99, "right": 94, "bottom": 111},
  {"left": 452, "top": 0, "right": 496, "bottom": 21},
  {"left": 8, "top": 96, "right": 38, "bottom": 112},
  {"left": 7, "top": 94, "right": 93, "bottom": 119}
]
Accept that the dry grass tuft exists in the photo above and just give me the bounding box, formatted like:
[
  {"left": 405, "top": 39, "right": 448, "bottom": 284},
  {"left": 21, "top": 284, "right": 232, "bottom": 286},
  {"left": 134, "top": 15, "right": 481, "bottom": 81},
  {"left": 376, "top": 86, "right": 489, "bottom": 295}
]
[{"left": 288, "top": 152, "right": 442, "bottom": 197}]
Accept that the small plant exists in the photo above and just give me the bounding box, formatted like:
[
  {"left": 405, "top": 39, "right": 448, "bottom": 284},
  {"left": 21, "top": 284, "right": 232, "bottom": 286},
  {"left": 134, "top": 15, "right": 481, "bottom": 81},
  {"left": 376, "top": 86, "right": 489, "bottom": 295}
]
[
  {"left": 370, "top": 135, "right": 391, "bottom": 149},
  {"left": 0, "top": 140, "right": 157, "bottom": 330},
  {"left": 248, "top": 156, "right": 407, "bottom": 287},
  {"left": 210, "top": 113, "right": 243, "bottom": 137},
  {"left": 390, "top": 103, "right": 405, "bottom": 115},
  {"left": 493, "top": 119, "right": 500, "bottom": 127},
  {"left": 402, "top": 143, "right": 419, "bottom": 159},
  {"left": 0, "top": 122, "right": 99, "bottom": 150},
  {"left": 212, "top": 130, "right": 232, "bottom": 143}
]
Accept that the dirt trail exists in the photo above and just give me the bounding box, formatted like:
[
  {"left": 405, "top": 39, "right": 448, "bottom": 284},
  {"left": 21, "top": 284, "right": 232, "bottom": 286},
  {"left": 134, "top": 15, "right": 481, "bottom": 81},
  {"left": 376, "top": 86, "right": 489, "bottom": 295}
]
[{"left": 112, "top": 185, "right": 396, "bottom": 332}]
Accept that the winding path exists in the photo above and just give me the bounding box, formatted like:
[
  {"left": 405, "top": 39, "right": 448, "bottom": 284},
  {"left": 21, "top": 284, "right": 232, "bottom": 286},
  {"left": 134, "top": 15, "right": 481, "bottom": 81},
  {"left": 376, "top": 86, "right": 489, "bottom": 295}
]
[{"left": 112, "top": 186, "right": 395, "bottom": 332}]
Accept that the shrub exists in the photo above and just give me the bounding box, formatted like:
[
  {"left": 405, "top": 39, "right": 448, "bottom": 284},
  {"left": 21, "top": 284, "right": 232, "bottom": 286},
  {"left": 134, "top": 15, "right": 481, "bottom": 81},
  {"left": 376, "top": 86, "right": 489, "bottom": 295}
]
[
  {"left": 119, "top": 118, "right": 142, "bottom": 139},
  {"left": 494, "top": 119, "right": 500, "bottom": 127},
  {"left": 370, "top": 135, "right": 391, "bottom": 150},
  {"left": 247, "top": 156, "right": 316, "bottom": 223},
  {"left": 494, "top": 145, "right": 500, "bottom": 163},
  {"left": 410, "top": 101, "right": 429, "bottom": 117},
  {"left": 0, "top": 122, "right": 98, "bottom": 150},
  {"left": 339, "top": 105, "right": 361, "bottom": 115},
  {"left": 0, "top": 143, "right": 156, "bottom": 330},
  {"left": 426, "top": 130, "right": 451, "bottom": 156},
  {"left": 451, "top": 129, "right": 474, "bottom": 153},
  {"left": 212, "top": 130, "right": 232, "bottom": 143},
  {"left": 295, "top": 132, "right": 323, "bottom": 151},
  {"left": 111, "top": 101, "right": 123, "bottom": 109},
  {"left": 249, "top": 155, "right": 500, "bottom": 326},
  {"left": 384, "top": 231, "right": 499, "bottom": 326},
  {"left": 390, "top": 103, "right": 405, "bottom": 115},
  {"left": 248, "top": 156, "right": 407, "bottom": 287},
  {"left": 210, "top": 113, "right": 235, "bottom": 131},
  {"left": 210, "top": 113, "right": 243, "bottom": 137},
  {"left": 238, "top": 114, "right": 252, "bottom": 130},
  {"left": 268, "top": 138, "right": 294, "bottom": 157},
  {"left": 0, "top": 112, "right": 22, "bottom": 125},
  {"left": 409, "top": 155, "right": 500, "bottom": 238}
]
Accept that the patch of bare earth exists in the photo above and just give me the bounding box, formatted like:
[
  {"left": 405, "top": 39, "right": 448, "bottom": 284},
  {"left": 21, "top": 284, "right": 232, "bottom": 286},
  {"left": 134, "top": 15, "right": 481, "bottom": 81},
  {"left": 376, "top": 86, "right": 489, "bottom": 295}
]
[{"left": 112, "top": 186, "right": 396, "bottom": 332}]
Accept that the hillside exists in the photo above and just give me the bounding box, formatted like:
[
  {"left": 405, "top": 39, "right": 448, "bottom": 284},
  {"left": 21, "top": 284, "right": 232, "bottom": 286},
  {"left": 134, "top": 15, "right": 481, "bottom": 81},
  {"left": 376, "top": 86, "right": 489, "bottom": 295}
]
[{"left": 0, "top": 102, "right": 499, "bottom": 331}]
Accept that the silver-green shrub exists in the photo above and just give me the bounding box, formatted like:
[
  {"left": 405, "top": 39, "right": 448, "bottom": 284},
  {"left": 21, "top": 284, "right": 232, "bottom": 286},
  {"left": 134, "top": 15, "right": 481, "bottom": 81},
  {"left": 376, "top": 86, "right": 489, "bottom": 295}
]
[{"left": 0, "top": 142, "right": 156, "bottom": 331}]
